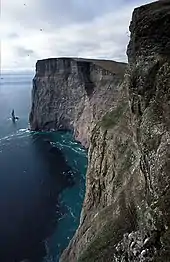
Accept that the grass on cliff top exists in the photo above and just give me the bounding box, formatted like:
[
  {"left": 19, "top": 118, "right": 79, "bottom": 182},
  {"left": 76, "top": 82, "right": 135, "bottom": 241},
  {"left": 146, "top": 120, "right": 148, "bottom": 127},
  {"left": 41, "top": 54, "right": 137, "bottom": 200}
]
[
  {"left": 74, "top": 57, "right": 126, "bottom": 75},
  {"left": 99, "top": 101, "right": 128, "bottom": 130}
]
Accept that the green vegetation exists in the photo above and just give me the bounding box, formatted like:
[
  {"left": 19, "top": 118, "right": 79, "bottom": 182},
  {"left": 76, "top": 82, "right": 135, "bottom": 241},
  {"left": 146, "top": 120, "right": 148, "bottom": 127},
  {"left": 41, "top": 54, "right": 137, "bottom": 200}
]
[
  {"left": 78, "top": 203, "right": 136, "bottom": 262},
  {"left": 78, "top": 221, "right": 119, "bottom": 262},
  {"left": 99, "top": 102, "right": 128, "bottom": 130}
]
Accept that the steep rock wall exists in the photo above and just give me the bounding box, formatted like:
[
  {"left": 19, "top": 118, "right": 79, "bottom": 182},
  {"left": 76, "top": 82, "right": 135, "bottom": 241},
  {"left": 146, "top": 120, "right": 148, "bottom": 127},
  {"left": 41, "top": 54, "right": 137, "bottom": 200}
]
[
  {"left": 60, "top": 1, "right": 170, "bottom": 262},
  {"left": 29, "top": 58, "right": 126, "bottom": 147}
]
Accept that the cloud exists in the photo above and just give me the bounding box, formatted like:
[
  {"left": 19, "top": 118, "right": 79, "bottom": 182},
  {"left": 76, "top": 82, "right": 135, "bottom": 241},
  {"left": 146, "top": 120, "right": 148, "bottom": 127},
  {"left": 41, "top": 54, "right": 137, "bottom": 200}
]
[
  {"left": 1, "top": 0, "right": 125, "bottom": 29},
  {"left": 15, "top": 47, "right": 35, "bottom": 57},
  {"left": 7, "top": 33, "right": 19, "bottom": 39},
  {"left": 1, "top": 0, "right": 155, "bottom": 71}
]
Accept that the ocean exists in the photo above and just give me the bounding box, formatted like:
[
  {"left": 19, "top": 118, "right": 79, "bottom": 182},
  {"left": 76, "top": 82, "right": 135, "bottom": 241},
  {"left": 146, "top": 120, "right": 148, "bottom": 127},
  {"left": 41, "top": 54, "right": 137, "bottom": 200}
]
[{"left": 0, "top": 72, "right": 87, "bottom": 262}]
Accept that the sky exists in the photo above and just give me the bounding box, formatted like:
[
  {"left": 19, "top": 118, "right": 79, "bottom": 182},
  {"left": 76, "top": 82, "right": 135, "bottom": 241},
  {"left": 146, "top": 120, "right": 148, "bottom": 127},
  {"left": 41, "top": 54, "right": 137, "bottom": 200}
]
[{"left": 1, "top": 0, "right": 155, "bottom": 72}]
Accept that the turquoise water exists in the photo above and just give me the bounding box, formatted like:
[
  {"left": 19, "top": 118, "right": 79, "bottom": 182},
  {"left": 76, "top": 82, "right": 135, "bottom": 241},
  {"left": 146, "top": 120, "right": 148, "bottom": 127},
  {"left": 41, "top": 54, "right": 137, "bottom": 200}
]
[
  {"left": 43, "top": 132, "right": 87, "bottom": 261},
  {"left": 0, "top": 73, "right": 87, "bottom": 261}
]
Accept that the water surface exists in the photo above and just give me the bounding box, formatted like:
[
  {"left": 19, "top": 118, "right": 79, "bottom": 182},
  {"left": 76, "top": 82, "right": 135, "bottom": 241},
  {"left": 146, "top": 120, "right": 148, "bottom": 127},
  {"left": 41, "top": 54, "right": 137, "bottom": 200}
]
[{"left": 0, "top": 73, "right": 87, "bottom": 262}]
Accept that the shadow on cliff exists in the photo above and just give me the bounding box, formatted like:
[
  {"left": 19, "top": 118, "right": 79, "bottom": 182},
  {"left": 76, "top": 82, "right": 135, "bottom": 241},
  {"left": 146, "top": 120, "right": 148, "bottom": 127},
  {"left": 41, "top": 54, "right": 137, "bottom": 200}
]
[{"left": 78, "top": 61, "right": 95, "bottom": 97}]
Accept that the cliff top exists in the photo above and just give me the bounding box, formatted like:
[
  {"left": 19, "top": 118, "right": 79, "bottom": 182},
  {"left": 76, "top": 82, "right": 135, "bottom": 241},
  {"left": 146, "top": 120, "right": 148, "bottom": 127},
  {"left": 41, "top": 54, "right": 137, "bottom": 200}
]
[
  {"left": 127, "top": 0, "right": 170, "bottom": 62},
  {"left": 73, "top": 57, "right": 126, "bottom": 74},
  {"left": 136, "top": 0, "right": 170, "bottom": 12},
  {"left": 36, "top": 57, "right": 127, "bottom": 75}
]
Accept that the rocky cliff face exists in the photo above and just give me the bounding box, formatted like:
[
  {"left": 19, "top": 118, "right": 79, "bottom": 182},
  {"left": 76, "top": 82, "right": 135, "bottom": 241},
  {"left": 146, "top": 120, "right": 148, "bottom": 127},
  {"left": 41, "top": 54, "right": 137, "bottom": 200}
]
[
  {"left": 29, "top": 58, "right": 126, "bottom": 147},
  {"left": 60, "top": 1, "right": 170, "bottom": 262}
]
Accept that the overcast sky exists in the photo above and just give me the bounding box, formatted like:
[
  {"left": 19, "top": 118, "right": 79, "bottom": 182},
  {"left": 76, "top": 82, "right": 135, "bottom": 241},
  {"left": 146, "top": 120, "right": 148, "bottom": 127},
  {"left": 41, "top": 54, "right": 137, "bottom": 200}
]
[{"left": 1, "top": 0, "right": 154, "bottom": 71}]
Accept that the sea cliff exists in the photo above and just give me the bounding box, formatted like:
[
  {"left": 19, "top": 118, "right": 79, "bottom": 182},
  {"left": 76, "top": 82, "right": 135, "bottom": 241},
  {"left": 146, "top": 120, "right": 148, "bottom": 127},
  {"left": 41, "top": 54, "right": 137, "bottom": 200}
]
[
  {"left": 30, "top": 0, "right": 170, "bottom": 261},
  {"left": 29, "top": 58, "right": 126, "bottom": 147}
]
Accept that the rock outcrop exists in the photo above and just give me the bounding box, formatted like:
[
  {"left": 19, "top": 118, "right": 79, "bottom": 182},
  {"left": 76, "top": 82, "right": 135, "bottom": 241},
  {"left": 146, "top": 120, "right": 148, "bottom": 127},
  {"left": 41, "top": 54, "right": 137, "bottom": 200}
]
[
  {"left": 29, "top": 58, "right": 126, "bottom": 147},
  {"left": 59, "top": 1, "right": 170, "bottom": 262},
  {"left": 29, "top": 1, "right": 170, "bottom": 261}
]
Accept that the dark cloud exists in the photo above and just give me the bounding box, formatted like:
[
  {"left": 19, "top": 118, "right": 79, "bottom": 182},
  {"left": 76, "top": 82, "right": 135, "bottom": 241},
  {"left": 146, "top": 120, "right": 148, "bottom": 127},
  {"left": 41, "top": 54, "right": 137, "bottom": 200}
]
[
  {"left": 15, "top": 47, "right": 35, "bottom": 57},
  {"left": 3, "top": 0, "right": 153, "bottom": 32},
  {"left": 6, "top": 0, "right": 125, "bottom": 30},
  {"left": 1, "top": 0, "right": 153, "bottom": 70},
  {"left": 12, "top": 0, "right": 153, "bottom": 29},
  {"left": 39, "top": 0, "right": 121, "bottom": 23},
  {"left": 8, "top": 33, "right": 19, "bottom": 39}
]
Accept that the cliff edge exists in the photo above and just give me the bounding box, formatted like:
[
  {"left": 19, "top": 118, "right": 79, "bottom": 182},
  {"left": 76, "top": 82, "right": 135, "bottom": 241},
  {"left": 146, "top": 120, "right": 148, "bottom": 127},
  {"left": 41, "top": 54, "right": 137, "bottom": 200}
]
[
  {"left": 29, "top": 0, "right": 170, "bottom": 261},
  {"left": 29, "top": 58, "right": 126, "bottom": 147},
  {"left": 60, "top": 1, "right": 170, "bottom": 262}
]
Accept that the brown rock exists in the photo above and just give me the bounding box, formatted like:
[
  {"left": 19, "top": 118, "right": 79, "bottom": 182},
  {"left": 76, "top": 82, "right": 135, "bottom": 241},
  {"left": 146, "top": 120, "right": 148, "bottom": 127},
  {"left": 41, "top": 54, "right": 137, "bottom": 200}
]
[
  {"left": 60, "top": 1, "right": 170, "bottom": 261},
  {"left": 29, "top": 58, "right": 126, "bottom": 148}
]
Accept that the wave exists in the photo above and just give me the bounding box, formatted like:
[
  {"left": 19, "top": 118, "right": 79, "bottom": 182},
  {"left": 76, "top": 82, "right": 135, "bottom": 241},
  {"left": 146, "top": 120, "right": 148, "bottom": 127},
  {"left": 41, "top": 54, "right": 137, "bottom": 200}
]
[{"left": 0, "top": 128, "right": 30, "bottom": 144}]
